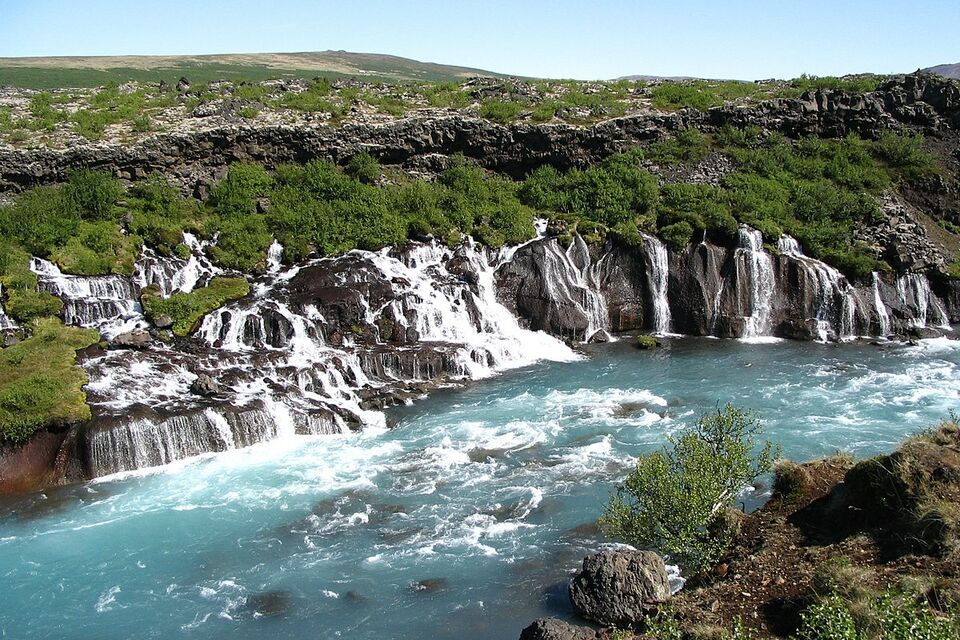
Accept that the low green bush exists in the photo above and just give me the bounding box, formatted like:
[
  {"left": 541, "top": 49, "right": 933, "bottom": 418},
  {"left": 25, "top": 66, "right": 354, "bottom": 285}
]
[
  {"left": 795, "top": 595, "right": 859, "bottom": 640},
  {"left": 479, "top": 98, "right": 524, "bottom": 123}
]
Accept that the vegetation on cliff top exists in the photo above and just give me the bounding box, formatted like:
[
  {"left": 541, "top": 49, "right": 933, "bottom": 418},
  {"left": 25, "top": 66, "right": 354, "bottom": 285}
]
[
  {"left": 0, "top": 126, "right": 938, "bottom": 287},
  {"left": 0, "top": 73, "right": 899, "bottom": 144},
  {"left": 0, "top": 318, "right": 99, "bottom": 444}
]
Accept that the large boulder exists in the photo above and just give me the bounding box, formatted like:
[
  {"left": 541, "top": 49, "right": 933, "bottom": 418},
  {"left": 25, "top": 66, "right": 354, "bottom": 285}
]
[
  {"left": 518, "top": 618, "right": 597, "bottom": 640},
  {"left": 110, "top": 329, "right": 152, "bottom": 349},
  {"left": 569, "top": 549, "right": 671, "bottom": 626}
]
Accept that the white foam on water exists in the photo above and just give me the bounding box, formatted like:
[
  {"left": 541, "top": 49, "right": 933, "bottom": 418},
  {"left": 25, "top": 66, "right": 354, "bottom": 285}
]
[{"left": 95, "top": 585, "right": 121, "bottom": 613}]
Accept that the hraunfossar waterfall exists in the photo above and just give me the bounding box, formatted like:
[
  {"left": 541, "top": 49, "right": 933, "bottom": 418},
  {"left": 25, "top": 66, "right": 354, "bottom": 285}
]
[{"left": 2, "top": 69, "right": 960, "bottom": 639}]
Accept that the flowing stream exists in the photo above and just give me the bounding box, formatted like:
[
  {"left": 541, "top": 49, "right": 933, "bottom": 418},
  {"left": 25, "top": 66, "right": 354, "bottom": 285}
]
[{"left": 2, "top": 337, "right": 959, "bottom": 639}]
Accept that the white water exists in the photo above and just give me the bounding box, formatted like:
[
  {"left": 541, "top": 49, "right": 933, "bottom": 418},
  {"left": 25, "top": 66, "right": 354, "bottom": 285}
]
[
  {"left": 642, "top": 234, "right": 672, "bottom": 335},
  {"left": 872, "top": 272, "right": 892, "bottom": 337},
  {"left": 132, "top": 234, "right": 220, "bottom": 296},
  {"left": 776, "top": 235, "right": 859, "bottom": 341},
  {"left": 897, "top": 273, "right": 951, "bottom": 329},
  {"left": 30, "top": 257, "right": 144, "bottom": 338},
  {"left": 539, "top": 236, "right": 610, "bottom": 342},
  {"left": 0, "top": 282, "right": 17, "bottom": 331},
  {"left": 736, "top": 226, "right": 776, "bottom": 340}
]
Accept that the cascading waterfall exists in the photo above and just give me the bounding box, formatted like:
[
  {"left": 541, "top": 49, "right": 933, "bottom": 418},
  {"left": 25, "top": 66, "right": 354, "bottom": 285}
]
[
  {"left": 132, "top": 234, "right": 219, "bottom": 296},
  {"left": 97, "top": 238, "right": 578, "bottom": 476},
  {"left": 539, "top": 235, "right": 610, "bottom": 341},
  {"left": 22, "top": 226, "right": 957, "bottom": 478},
  {"left": 642, "top": 234, "right": 671, "bottom": 335},
  {"left": 736, "top": 226, "right": 775, "bottom": 338},
  {"left": 31, "top": 257, "right": 143, "bottom": 338},
  {"left": 872, "top": 273, "right": 892, "bottom": 337},
  {"left": 0, "top": 283, "right": 17, "bottom": 331},
  {"left": 896, "top": 273, "right": 950, "bottom": 329},
  {"left": 776, "top": 235, "right": 858, "bottom": 341}
]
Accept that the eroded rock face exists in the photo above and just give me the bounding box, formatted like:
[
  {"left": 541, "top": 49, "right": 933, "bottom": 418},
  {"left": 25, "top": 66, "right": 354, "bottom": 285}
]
[
  {"left": 2, "top": 74, "right": 956, "bottom": 196},
  {"left": 568, "top": 549, "right": 671, "bottom": 626}
]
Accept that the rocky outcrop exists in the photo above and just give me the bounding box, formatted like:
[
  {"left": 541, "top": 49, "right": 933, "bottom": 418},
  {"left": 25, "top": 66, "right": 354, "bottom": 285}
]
[
  {"left": 496, "top": 232, "right": 951, "bottom": 343},
  {"left": 1, "top": 75, "right": 957, "bottom": 196},
  {"left": 518, "top": 619, "right": 598, "bottom": 640},
  {"left": 855, "top": 191, "right": 950, "bottom": 273},
  {"left": 568, "top": 549, "right": 671, "bottom": 626}
]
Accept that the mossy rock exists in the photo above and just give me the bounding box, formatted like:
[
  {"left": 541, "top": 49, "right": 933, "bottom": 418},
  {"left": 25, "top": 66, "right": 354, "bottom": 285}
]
[{"left": 636, "top": 335, "right": 660, "bottom": 350}]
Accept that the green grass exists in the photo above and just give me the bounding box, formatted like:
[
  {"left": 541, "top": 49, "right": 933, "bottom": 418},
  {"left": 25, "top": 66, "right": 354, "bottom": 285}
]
[
  {"left": 142, "top": 277, "right": 251, "bottom": 336},
  {"left": 0, "top": 318, "right": 99, "bottom": 444}
]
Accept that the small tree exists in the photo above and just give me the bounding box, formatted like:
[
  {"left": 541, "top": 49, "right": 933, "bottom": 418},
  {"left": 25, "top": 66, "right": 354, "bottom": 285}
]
[{"left": 600, "top": 404, "right": 779, "bottom": 572}]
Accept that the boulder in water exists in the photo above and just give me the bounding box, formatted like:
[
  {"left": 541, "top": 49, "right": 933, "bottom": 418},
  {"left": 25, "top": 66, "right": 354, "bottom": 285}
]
[
  {"left": 587, "top": 330, "right": 610, "bottom": 344},
  {"left": 110, "top": 329, "right": 153, "bottom": 349},
  {"left": 190, "top": 373, "right": 223, "bottom": 397},
  {"left": 408, "top": 577, "right": 448, "bottom": 593},
  {"left": 244, "top": 590, "right": 291, "bottom": 617},
  {"left": 518, "top": 618, "right": 598, "bottom": 640},
  {"left": 568, "top": 549, "right": 670, "bottom": 626}
]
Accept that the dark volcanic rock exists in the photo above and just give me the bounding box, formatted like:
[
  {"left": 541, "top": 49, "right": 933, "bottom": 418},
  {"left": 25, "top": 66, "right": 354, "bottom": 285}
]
[
  {"left": 568, "top": 549, "right": 671, "bottom": 626},
  {"left": 189, "top": 373, "right": 223, "bottom": 397},
  {"left": 244, "top": 590, "right": 291, "bottom": 617},
  {"left": 110, "top": 329, "right": 152, "bottom": 349},
  {"left": 518, "top": 618, "right": 598, "bottom": 640}
]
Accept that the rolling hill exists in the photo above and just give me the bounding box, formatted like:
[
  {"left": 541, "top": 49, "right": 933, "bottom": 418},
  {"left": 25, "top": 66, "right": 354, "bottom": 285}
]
[
  {"left": 0, "top": 50, "right": 507, "bottom": 89},
  {"left": 923, "top": 62, "right": 960, "bottom": 79}
]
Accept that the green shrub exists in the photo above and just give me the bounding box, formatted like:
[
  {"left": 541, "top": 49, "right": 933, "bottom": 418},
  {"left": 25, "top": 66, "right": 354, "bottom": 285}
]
[
  {"left": 659, "top": 221, "right": 695, "bottom": 251},
  {"left": 600, "top": 404, "right": 778, "bottom": 572},
  {"left": 347, "top": 152, "right": 381, "bottom": 184},
  {"left": 795, "top": 595, "right": 859, "bottom": 640},
  {"left": 131, "top": 115, "right": 152, "bottom": 132},
  {"left": 646, "top": 129, "right": 712, "bottom": 165},
  {"left": 127, "top": 175, "right": 205, "bottom": 256},
  {"left": 63, "top": 169, "right": 123, "bottom": 222},
  {"left": 423, "top": 82, "right": 472, "bottom": 109},
  {"left": 876, "top": 594, "right": 958, "bottom": 639},
  {"left": 143, "top": 277, "right": 250, "bottom": 336},
  {"left": 479, "top": 98, "right": 524, "bottom": 123},
  {"left": 874, "top": 131, "right": 937, "bottom": 179},
  {"left": 651, "top": 80, "right": 760, "bottom": 111}
]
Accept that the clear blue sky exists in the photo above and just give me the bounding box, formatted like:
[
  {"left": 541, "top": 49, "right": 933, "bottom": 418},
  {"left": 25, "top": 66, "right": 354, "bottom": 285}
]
[{"left": 1, "top": 0, "right": 957, "bottom": 79}]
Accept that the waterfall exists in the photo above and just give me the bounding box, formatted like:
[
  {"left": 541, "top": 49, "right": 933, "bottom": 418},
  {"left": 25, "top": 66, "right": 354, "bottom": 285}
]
[
  {"left": 872, "top": 273, "right": 891, "bottom": 337},
  {"left": 31, "top": 257, "right": 143, "bottom": 338},
  {"left": 736, "top": 226, "right": 775, "bottom": 339},
  {"left": 132, "top": 233, "right": 220, "bottom": 296},
  {"left": 642, "top": 234, "right": 671, "bottom": 335},
  {"left": 896, "top": 273, "right": 950, "bottom": 329},
  {"left": 0, "top": 283, "right": 17, "bottom": 331},
  {"left": 538, "top": 236, "right": 610, "bottom": 342},
  {"left": 266, "top": 240, "right": 284, "bottom": 273},
  {"left": 85, "top": 406, "right": 287, "bottom": 476},
  {"left": 776, "top": 235, "right": 860, "bottom": 341}
]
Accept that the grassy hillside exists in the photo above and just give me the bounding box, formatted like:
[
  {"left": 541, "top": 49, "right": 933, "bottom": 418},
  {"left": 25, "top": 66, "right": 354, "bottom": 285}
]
[{"left": 0, "top": 51, "right": 506, "bottom": 89}]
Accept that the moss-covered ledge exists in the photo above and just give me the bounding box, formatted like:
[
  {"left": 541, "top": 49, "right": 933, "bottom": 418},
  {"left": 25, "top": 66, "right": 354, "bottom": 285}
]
[
  {"left": 141, "top": 276, "right": 250, "bottom": 337},
  {"left": 0, "top": 318, "right": 99, "bottom": 444}
]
